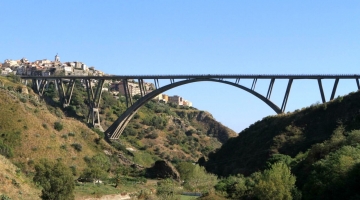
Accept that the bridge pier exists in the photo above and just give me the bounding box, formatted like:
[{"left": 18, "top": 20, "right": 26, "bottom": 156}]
[
  {"left": 85, "top": 78, "right": 105, "bottom": 130},
  {"left": 281, "top": 79, "right": 293, "bottom": 113}
]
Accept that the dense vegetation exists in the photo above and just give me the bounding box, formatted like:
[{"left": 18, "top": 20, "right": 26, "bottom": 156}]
[{"left": 202, "top": 90, "right": 360, "bottom": 199}]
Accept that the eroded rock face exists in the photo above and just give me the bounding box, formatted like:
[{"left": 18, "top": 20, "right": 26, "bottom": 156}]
[{"left": 146, "top": 160, "right": 180, "bottom": 181}]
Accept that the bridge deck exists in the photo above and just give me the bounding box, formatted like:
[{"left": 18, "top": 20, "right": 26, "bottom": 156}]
[{"left": 20, "top": 74, "right": 360, "bottom": 79}]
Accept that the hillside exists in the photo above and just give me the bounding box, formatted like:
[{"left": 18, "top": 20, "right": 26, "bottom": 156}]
[
  {"left": 0, "top": 76, "right": 131, "bottom": 199},
  {"left": 48, "top": 80, "right": 237, "bottom": 165},
  {"left": 202, "top": 90, "right": 360, "bottom": 198},
  {"left": 0, "top": 75, "right": 236, "bottom": 199},
  {"left": 0, "top": 155, "right": 40, "bottom": 199},
  {"left": 204, "top": 90, "right": 360, "bottom": 175}
]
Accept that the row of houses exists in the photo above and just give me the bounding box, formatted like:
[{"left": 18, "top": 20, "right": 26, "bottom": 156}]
[{"left": 1, "top": 54, "right": 104, "bottom": 77}]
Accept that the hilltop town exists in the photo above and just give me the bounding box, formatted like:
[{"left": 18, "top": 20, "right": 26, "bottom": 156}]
[{"left": 0, "top": 54, "right": 192, "bottom": 106}]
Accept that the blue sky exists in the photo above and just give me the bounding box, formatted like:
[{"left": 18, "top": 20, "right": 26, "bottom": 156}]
[{"left": 1, "top": 1, "right": 360, "bottom": 133}]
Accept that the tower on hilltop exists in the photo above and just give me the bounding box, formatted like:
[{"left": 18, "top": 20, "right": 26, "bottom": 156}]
[{"left": 55, "top": 53, "right": 60, "bottom": 62}]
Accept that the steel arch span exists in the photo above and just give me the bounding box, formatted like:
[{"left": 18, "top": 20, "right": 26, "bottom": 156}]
[{"left": 105, "top": 78, "right": 282, "bottom": 140}]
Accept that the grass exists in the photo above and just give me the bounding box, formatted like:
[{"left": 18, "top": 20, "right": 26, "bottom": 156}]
[
  {"left": 133, "top": 151, "right": 157, "bottom": 167},
  {"left": 0, "top": 76, "right": 116, "bottom": 175},
  {"left": 74, "top": 179, "right": 152, "bottom": 199},
  {"left": 181, "top": 195, "right": 200, "bottom": 199},
  {"left": 0, "top": 155, "right": 40, "bottom": 199},
  {"left": 74, "top": 183, "right": 123, "bottom": 198}
]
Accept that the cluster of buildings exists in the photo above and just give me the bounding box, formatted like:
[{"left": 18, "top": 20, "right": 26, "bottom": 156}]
[
  {"left": 109, "top": 81, "right": 192, "bottom": 107},
  {"left": 1, "top": 54, "right": 192, "bottom": 107},
  {"left": 0, "top": 54, "right": 104, "bottom": 77},
  {"left": 154, "top": 94, "right": 193, "bottom": 107}
]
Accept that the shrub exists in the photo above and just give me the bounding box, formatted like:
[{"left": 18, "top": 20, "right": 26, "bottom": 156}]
[
  {"left": 71, "top": 143, "right": 82, "bottom": 152},
  {"left": 61, "top": 134, "right": 68, "bottom": 139},
  {"left": 1, "top": 194, "right": 12, "bottom": 200},
  {"left": 54, "top": 122, "right": 63, "bottom": 131},
  {"left": 33, "top": 159, "right": 75, "bottom": 200},
  {"left": 20, "top": 97, "right": 27, "bottom": 103},
  {"left": 68, "top": 132, "right": 75, "bottom": 137},
  {"left": 0, "top": 141, "right": 14, "bottom": 158},
  {"left": 12, "top": 179, "right": 20, "bottom": 188},
  {"left": 147, "top": 132, "right": 159, "bottom": 139}
]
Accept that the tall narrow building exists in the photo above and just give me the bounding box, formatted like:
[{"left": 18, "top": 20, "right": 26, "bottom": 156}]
[{"left": 54, "top": 53, "right": 60, "bottom": 62}]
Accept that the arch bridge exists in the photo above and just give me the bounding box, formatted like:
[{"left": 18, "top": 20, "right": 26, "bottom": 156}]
[{"left": 20, "top": 74, "right": 360, "bottom": 140}]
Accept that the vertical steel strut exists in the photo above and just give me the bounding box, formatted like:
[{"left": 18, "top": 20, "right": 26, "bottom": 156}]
[
  {"left": 63, "top": 79, "right": 75, "bottom": 107},
  {"left": 138, "top": 79, "right": 147, "bottom": 97},
  {"left": 154, "top": 79, "right": 160, "bottom": 89},
  {"left": 330, "top": 78, "right": 339, "bottom": 101},
  {"left": 281, "top": 79, "right": 293, "bottom": 112},
  {"left": 85, "top": 79, "right": 93, "bottom": 124},
  {"left": 55, "top": 78, "right": 76, "bottom": 107},
  {"left": 122, "top": 79, "right": 133, "bottom": 107},
  {"left": 356, "top": 78, "right": 360, "bottom": 90},
  {"left": 38, "top": 79, "right": 47, "bottom": 96},
  {"left": 251, "top": 78, "right": 257, "bottom": 90},
  {"left": 317, "top": 79, "right": 326, "bottom": 103},
  {"left": 266, "top": 78, "right": 275, "bottom": 99},
  {"left": 56, "top": 78, "right": 66, "bottom": 101},
  {"left": 32, "top": 79, "right": 41, "bottom": 93}
]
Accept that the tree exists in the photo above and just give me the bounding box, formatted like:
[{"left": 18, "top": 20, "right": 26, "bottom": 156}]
[
  {"left": 156, "top": 178, "right": 181, "bottom": 200},
  {"left": 177, "top": 163, "right": 218, "bottom": 193},
  {"left": 176, "top": 162, "right": 195, "bottom": 181},
  {"left": 303, "top": 145, "right": 360, "bottom": 200},
  {"left": 253, "top": 162, "right": 296, "bottom": 200},
  {"left": 80, "top": 154, "right": 110, "bottom": 183},
  {"left": 33, "top": 159, "right": 75, "bottom": 200},
  {"left": 185, "top": 165, "right": 218, "bottom": 193}
]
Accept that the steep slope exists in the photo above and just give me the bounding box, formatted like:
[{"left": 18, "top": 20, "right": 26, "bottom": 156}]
[
  {"left": 0, "top": 155, "right": 40, "bottom": 199},
  {"left": 203, "top": 90, "right": 360, "bottom": 176},
  {"left": 0, "top": 76, "right": 120, "bottom": 175},
  {"left": 0, "top": 75, "right": 236, "bottom": 171},
  {"left": 0, "top": 90, "right": 107, "bottom": 171},
  {"left": 52, "top": 81, "right": 236, "bottom": 164}
]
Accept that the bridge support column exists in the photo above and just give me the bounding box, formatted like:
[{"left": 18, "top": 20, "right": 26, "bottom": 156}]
[
  {"left": 91, "top": 108, "right": 102, "bottom": 129},
  {"left": 330, "top": 78, "right": 339, "bottom": 101},
  {"left": 55, "top": 78, "right": 75, "bottom": 108},
  {"left": 85, "top": 79, "right": 105, "bottom": 130},
  {"left": 63, "top": 79, "right": 75, "bottom": 107},
  {"left": 122, "top": 79, "right": 133, "bottom": 107},
  {"left": 138, "top": 79, "right": 147, "bottom": 97},
  {"left": 317, "top": 79, "right": 326, "bottom": 103},
  {"left": 266, "top": 78, "right": 275, "bottom": 99},
  {"left": 32, "top": 79, "right": 40, "bottom": 94},
  {"left": 154, "top": 79, "right": 160, "bottom": 89},
  {"left": 281, "top": 79, "right": 293, "bottom": 113},
  {"left": 31, "top": 78, "right": 47, "bottom": 96},
  {"left": 251, "top": 78, "right": 257, "bottom": 90}
]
